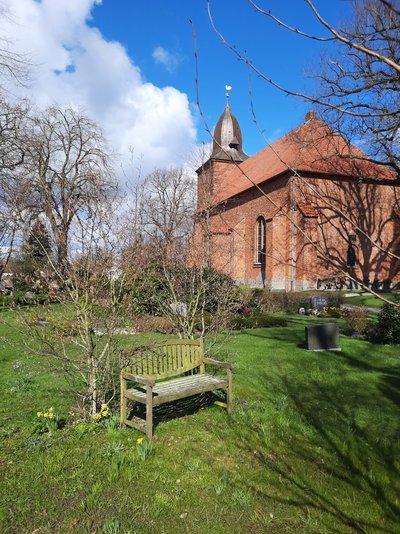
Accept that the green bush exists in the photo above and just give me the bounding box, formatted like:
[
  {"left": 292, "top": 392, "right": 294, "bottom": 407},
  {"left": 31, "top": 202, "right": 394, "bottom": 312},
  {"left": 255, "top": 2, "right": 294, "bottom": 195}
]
[
  {"left": 132, "top": 315, "right": 175, "bottom": 334},
  {"left": 234, "top": 286, "right": 263, "bottom": 311},
  {"left": 126, "top": 264, "right": 237, "bottom": 317},
  {"left": 193, "top": 311, "right": 213, "bottom": 332},
  {"left": 11, "top": 277, "right": 32, "bottom": 292},
  {"left": 259, "top": 291, "right": 344, "bottom": 313},
  {"left": 0, "top": 291, "right": 48, "bottom": 308},
  {"left": 0, "top": 295, "right": 14, "bottom": 308},
  {"left": 345, "top": 306, "right": 370, "bottom": 336},
  {"left": 202, "top": 268, "right": 237, "bottom": 313},
  {"left": 125, "top": 262, "right": 165, "bottom": 316},
  {"left": 372, "top": 303, "right": 400, "bottom": 344}
]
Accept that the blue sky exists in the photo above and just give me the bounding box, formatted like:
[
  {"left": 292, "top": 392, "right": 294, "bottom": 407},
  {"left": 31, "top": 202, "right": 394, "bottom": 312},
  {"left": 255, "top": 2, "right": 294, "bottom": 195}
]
[
  {"left": 0, "top": 0, "right": 352, "bottom": 173},
  {"left": 90, "top": 0, "right": 350, "bottom": 153}
]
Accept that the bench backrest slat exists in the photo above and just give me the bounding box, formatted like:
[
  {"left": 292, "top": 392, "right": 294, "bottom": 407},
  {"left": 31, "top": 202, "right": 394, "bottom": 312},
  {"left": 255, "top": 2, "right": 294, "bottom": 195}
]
[{"left": 123, "top": 339, "right": 204, "bottom": 380}]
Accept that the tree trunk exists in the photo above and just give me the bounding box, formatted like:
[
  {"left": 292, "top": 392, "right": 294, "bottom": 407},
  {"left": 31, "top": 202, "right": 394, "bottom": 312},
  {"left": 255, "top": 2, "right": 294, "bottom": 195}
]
[
  {"left": 88, "top": 352, "right": 97, "bottom": 418},
  {"left": 86, "top": 326, "right": 97, "bottom": 418},
  {"left": 57, "top": 230, "right": 69, "bottom": 277}
]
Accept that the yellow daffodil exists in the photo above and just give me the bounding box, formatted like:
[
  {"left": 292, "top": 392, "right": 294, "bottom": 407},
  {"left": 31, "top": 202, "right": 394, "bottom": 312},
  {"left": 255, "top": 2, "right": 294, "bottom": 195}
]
[
  {"left": 43, "top": 412, "right": 48, "bottom": 418},
  {"left": 95, "top": 413, "right": 101, "bottom": 421},
  {"left": 101, "top": 403, "right": 108, "bottom": 412},
  {"left": 37, "top": 411, "right": 43, "bottom": 417},
  {"left": 137, "top": 437, "right": 145, "bottom": 445},
  {"left": 48, "top": 413, "right": 54, "bottom": 419},
  {"left": 102, "top": 411, "right": 109, "bottom": 418}
]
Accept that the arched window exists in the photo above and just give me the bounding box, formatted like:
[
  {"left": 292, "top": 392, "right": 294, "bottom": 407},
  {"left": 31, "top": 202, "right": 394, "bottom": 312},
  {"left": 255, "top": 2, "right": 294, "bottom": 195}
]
[{"left": 255, "top": 217, "right": 266, "bottom": 264}]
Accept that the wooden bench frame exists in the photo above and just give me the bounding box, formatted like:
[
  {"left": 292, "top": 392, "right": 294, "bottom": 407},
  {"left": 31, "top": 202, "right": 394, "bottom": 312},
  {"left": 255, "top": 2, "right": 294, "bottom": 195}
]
[{"left": 120, "top": 339, "right": 232, "bottom": 438}]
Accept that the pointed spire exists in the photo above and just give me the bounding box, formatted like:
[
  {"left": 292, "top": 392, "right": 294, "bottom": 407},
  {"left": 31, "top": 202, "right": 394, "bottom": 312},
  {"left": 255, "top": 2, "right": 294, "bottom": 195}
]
[{"left": 211, "top": 95, "right": 248, "bottom": 162}]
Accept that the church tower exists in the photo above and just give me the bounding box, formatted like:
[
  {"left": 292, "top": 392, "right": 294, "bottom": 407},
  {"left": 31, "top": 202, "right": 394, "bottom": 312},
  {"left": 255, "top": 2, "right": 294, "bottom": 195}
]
[
  {"left": 196, "top": 97, "right": 248, "bottom": 211},
  {"left": 211, "top": 99, "right": 248, "bottom": 162}
]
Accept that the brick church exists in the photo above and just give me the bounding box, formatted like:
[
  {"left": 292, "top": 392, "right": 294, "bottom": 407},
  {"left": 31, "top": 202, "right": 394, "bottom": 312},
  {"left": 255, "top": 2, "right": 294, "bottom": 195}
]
[{"left": 193, "top": 99, "right": 400, "bottom": 290}]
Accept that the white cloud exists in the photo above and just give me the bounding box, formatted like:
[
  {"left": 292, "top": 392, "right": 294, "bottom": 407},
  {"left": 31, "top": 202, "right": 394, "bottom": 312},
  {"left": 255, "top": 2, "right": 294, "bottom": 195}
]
[
  {"left": 0, "top": 0, "right": 197, "bottom": 176},
  {"left": 152, "top": 46, "right": 182, "bottom": 73}
]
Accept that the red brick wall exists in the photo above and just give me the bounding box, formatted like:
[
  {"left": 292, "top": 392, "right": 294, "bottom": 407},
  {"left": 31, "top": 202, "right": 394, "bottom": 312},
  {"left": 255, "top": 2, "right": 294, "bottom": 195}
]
[
  {"left": 296, "top": 175, "right": 400, "bottom": 289},
  {"left": 197, "top": 160, "right": 238, "bottom": 213},
  {"left": 194, "top": 167, "right": 400, "bottom": 290}
]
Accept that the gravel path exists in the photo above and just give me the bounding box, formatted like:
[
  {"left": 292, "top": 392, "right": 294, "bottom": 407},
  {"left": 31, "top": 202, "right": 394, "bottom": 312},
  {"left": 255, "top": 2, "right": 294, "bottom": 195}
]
[{"left": 340, "top": 303, "right": 380, "bottom": 315}]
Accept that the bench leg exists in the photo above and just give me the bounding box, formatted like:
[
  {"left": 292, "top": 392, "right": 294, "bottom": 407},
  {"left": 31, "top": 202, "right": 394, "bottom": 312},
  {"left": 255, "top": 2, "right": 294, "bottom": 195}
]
[
  {"left": 226, "top": 368, "right": 233, "bottom": 415},
  {"left": 146, "top": 384, "right": 153, "bottom": 439},
  {"left": 120, "top": 375, "right": 127, "bottom": 425}
]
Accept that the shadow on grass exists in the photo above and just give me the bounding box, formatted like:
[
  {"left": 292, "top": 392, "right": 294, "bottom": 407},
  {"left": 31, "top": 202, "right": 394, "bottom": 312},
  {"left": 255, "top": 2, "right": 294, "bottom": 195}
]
[
  {"left": 127, "top": 390, "right": 225, "bottom": 427},
  {"left": 243, "top": 327, "right": 305, "bottom": 346},
  {"left": 336, "top": 350, "right": 400, "bottom": 409},
  {"left": 244, "top": 346, "right": 400, "bottom": 532}
]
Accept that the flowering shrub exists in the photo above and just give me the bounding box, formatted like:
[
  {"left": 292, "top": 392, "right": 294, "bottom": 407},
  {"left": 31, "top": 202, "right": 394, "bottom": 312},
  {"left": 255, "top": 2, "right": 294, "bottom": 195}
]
[
  {"left": 94, "top": 403, "right": 110, "bottom": 422},
  {"left": 36, "top": 407, "right": 59, "bottom": 434},
  {"left": 136, "top": 436, "right": 153, "bottom": 461},
  {"left": 93, "top": 404, "right": 120, "bottom": 430},
  {"left": 317, "top": 307, "right": 346, "bottom": 318},
  {"left": 304, "top": 306, "right": 348, "bottom": 318}
]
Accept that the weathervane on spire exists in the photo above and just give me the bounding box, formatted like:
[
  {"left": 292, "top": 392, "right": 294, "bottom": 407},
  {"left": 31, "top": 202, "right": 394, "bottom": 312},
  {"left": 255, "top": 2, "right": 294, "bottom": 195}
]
[{"left": 225, "top": 84, "right": 232, "bottom": 99}]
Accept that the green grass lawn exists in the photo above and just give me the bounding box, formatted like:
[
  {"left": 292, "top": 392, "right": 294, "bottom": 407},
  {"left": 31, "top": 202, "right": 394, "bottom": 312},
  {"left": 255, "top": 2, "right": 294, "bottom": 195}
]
[
  {"left": 1, "top": 308, "right": 400, "bottom": 533},
  {"left": 344, "top": 291, "right": 400, "bottom": 308}
]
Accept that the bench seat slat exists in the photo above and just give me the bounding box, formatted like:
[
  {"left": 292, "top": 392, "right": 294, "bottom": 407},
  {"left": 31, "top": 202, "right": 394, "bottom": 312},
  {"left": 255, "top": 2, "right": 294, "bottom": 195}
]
[{"left": 125, "top": 374, "right": 227, "bottom": 406}]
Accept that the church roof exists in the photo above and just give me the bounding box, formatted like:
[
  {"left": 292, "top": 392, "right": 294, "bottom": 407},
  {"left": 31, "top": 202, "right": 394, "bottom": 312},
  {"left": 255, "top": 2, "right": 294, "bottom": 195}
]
[
  {"left": 211, "top": 100, "right": 248, "bottom": 162},
  {"left": 211, "top": 115, "right": 396, "bottom": 206}
]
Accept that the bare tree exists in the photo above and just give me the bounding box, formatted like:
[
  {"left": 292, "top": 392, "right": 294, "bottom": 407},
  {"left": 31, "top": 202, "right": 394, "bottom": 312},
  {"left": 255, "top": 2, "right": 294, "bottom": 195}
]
[
  {"left": 119, "top": 162, "right": 241, "bottom": 339},
  {"left": 29, "top": 196, "right": 125, "bottom": 417},
  {"left": 19, "top": 106, "right": 115, "bottom": 276},
  {"left": 307, "top": 0, "right": 400, "bottom": 178},
  {"left": 137, "top": 167, "right": 196, "bottom": 250},
  {"left": 0, "top": 2, "right": 31, "bottom": 276},
  {"left": 156, "top": 259, "right": 240, "bottom": 339},
  {"left": 0, "top": 1, "right": 30, "bottom": 89},
  {"left": 0, "top": 97, "right": 29, "bottom": 277},
  {"left": 209, "top": 0, "right": 400, "bottom": 179},
  {"left": 117, "top": 166, "right": 196, "bottom": 314}
]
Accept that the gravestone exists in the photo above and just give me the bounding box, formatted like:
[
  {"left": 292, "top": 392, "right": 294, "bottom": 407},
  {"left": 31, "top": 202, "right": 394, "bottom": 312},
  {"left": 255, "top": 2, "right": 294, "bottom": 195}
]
[
  {"left": 311, "top": 295, "right": 329, "bottom": 310},
  {"left": 169, "top": 301, "right": 188, "bottom": 317},
  {"left": 305, "top": 323, "right": 340, "bottom": 351}
]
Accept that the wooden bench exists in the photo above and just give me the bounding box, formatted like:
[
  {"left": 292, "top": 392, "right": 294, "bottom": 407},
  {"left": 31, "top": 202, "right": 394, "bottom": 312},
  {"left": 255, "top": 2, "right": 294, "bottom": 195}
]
[{"left": 120, "top": 339, "right": 232, "bottom": 438}]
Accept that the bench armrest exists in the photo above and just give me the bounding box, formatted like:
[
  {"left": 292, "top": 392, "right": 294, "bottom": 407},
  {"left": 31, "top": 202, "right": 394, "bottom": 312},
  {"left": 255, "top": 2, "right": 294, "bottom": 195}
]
[
  {"left": 203, "top": 357, "right": 232, "bottom": 370},
  {"left": 121, "top": 372, "right": 155, "bottom": 387}
]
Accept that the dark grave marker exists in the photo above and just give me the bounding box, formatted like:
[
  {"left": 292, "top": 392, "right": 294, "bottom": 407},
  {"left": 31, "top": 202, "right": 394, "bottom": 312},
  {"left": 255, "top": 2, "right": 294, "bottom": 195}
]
[
  {"left": 311, "top": 295, "right": 329, "bottom": 310},
  {"left": 305, "top": 323, "right": 340, "bottom": 351}
]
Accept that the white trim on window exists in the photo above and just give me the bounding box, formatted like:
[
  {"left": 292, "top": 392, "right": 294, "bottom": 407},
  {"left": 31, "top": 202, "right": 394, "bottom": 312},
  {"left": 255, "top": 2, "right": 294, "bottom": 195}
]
[{"left": 255, "top": 217, "right": 266, "bottom": 264}]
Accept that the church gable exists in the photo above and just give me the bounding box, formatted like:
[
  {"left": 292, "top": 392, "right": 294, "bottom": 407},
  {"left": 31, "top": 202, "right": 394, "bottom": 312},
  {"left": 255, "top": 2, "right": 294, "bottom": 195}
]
[
  {"left": 193, "top": 100, "right": 400, "bottom": 290},
  {"left": 199, "top": 112, "right": 396, "bottom": 209}
]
